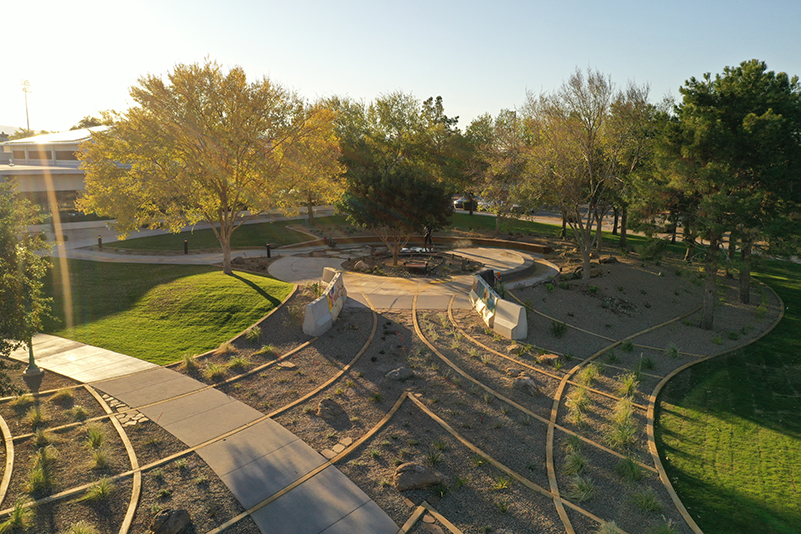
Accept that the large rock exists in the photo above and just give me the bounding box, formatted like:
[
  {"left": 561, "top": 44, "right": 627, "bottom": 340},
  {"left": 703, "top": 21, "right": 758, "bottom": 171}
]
[
  {"left": 150, "top": 509, "right": 190, "bottom": 534},
  {"left": 355, "top": 260, "right": 372, "bottom": 272},
  {"left": 394, "top": 462, "right": 442, "bottom": 491},
  {"left": 317, "top": 398, "right": 347, "bottom": 420},
  {"left": 386, "top": 367, "right": 414, "bottom": 381},
  {"left": 513, "top": 375, "right": 540, "bottom": 397},
  {"left": 537, "top": 353, "right": 562, "bottom": 367}
]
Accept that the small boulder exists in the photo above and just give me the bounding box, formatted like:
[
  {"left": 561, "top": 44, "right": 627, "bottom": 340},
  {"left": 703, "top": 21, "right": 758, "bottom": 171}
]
[
  {"left": 317, "top": 398, "right": 347, "bottom": 420},
  {"left": 506, "top": 367, "right": 523, "bottom": 377},
  {"left": 513, "top": 375, "right": 541, "bottom": 397},
  {"left": 589, "top": 267, "right": 604, "bottom": 278},
  {"left": 386, "top": 367, "right": 414, "bottom": 381},
  {"left": 355, "top": 260, "right": 372, "bottom": 271},
  {"left": 600, "top": 256, "right": 619, "bottom": 264},
  {"left": 150, "top": 509, "right": 190, "bottom": 534},
  {"left": 394, "top": 462, "right": 442, "bottom": 491},
  {"left": 506, "top": 343, "right": 523, "bottom": 355}
]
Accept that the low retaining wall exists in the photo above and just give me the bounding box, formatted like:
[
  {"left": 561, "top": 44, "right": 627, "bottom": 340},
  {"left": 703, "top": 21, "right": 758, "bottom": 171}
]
[
  {"left": 302, "top": 268, "right": 348, "bottom": 336},
  {"left": 468, "top": 275, "right": 527, "bottom": 340},
  {"left": 280, "top": 235, "right": 551, "bottom": 255}
]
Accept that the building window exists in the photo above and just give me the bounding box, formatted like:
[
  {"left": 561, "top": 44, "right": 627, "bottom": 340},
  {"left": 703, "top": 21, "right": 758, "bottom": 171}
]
[
  {"left": 27, "top": 148, "right": 50, "bottom": 160},
  {"left": 12, "top": 150, "right": 25, "bottom": 160},
  {"left": 55, "top": 150, "right": 78, "bottom": 161}
]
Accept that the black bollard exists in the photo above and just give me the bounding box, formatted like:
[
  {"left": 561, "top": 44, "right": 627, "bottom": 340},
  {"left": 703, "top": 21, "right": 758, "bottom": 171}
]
[
  {"left": 98, "top": 235, "right": 102, "bottom": 250},
  {"left": 184, "top": 239, "right": 188, "bottom": 255},
  {"left": 266, "top": 243, "right": 271, "bottom": 258}
]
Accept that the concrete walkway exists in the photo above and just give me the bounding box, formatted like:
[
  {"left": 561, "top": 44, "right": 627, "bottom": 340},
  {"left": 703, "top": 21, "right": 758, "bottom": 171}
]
[{"left": 11, "top": 336, "right": 398, "bottom": 534}]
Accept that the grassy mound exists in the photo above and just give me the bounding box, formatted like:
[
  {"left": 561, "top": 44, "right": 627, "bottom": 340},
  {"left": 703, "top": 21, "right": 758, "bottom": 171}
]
[
  {"left": 43, "top": 259, "right": 293, "bottom": 365},
  {"left": 656, "top": 260, "right": 801, "bottom": 534}
]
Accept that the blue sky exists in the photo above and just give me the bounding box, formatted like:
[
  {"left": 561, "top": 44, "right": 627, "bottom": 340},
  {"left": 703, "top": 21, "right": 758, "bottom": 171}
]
[{"left": 2, "top": 0, "right": 799, "bottom": 133}]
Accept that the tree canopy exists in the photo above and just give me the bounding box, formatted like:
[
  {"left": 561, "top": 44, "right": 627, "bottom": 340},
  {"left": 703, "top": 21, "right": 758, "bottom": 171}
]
[{"left": 78, "top": 60, "right": 342, "bottom": 274}]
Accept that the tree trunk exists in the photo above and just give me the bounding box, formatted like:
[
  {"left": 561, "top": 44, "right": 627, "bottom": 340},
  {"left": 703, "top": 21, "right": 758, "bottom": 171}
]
[
  {"left": 739, "top": 239, "right": 752, "bottom": 304},
  {"left": 595, "top": 211, "right": 603, "bottom": 254},
  {"left": 725, "top": 231, "right": 736, "bottom": 278},
  {"left": 580, "top": 226, "right": 593, "bottom": 280},
  {"left": 683, "top": 216, "right": 695, "bottom": 262},
  {"left": 221, "top": 234, "right": 233, "bottom": 275},
  {"left": 560, "top": 215, "right": 567, "bottom": 239},
  {"left": 612, "top": 207, "right": 619, "bottom": 235},
  {"left": 619, "top": 207, "right": 628, "bottom": 250},
  {"left": 700, "top": 235, "right": 719, "bottom": 330},
  {"left": 307, "top": 202, "right": 315, "bottom": 227}
]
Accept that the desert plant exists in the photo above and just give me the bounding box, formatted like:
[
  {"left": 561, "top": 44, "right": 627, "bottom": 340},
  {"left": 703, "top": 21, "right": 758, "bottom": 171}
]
[
  {"left": 550, "top": 320, "right": 567, "bottom": 338},
  {"left": 0, "top": 498, "right": 34, "bottom": 532},
  {"left": 63, "top": 521, "right": 100, "bottom": 534},
  {"left": 25, "top": 405, "right": 48, "bottom": 429},
  {"left": 181, "top": 353, "right": 198, "bottom": 372},
  {"left": 492, "top": 476, "right": 511, "bottom": 491},
  {"left": 90, "top": 448, "right": 110, "bottom": 470},
  {"left": 71, "top": 405, "right": 88, "bottom": 421},
  {"left": 227, "top": 355, "right": 251, "bottom": 372},
  {"left": 26, "top": 445, "right": 57, "bottom": 494},
  {"left": 631, "top": 487, "right": 663, "bottom": 513},
  {"left": 426, "top": 451, "right": 441, "bottom": 466},
  {"left": 648, "top": 520, "right": 679, "bottom": 534},
  {"left": 471, "top": 455, "right": 485, "bottom": 467},
  {"left": 620, "top": 340, "right": 634, "bottom": 352},
  {"left": 254, "top": 344, "right": 278, "bottom": 357},
  {"left": 204, "top": 363, "right": 227, "bottom": 381},
  {"left": 563, "top": 450, "right": 586, "bottom": 476},
  {"left": 49, "top": 388, "right": 74, "bottom": 406},
  {"left": 566, "top": 387, "right": 591, "bottom": 415},
  {"left": 566, "top": 474, "right": 595, "bottom": 502},
  {"left": 214, "top": 342, "right": 235, "bottom": 356},
  {"left": 577, "top": 363, "right": 603, "bottom": 386},
  {"left": 615, "top": 457, "right": 644, "bottom": 482},
  {"left": 244, "top": 325, "right": 261, "bottom": 342},
  {"left": 494, "top": 499, "right": 510, "bottom": 513},
  {"left": 616, "top": 372, "right": 640, "bottom": 398},
  {"left": 562, "top": 434, "right": 583, "bottom": 454},
  {"left": 480, "top": 354, "right": 492, "bottom": 365},
  {"left": 10, "top": 393, "right": 34, "bottom": 410},
  {"left": 33, "top": 429, "right": 53, "bottom": 449},
  {"left": 596, "top": 521, "right": 624, "bottom": 534},
  {"left": 637, "top": 356, "right": 655, "bottom": 371},
  {"left": 664, "top": 343, "right": 680, "bottom": 359},
  {"left": 605, "top": 350, "right": 619, "bottom": 363},
  {"left": 85, "top": 425, "right": 104, "bottom": 450}
]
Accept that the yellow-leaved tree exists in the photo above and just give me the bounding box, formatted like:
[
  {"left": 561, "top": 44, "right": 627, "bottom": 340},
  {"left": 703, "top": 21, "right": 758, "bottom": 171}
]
[{"left": 78, "top": 60, "right": 342, "bottom": 274}]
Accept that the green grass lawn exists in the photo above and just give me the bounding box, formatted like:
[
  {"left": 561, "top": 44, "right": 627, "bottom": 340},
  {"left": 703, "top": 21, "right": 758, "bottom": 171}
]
[
  {"left": 104, "top": 216, "right": 326, "bottom": 251},
  {"left": 656, "top": 260, "right": 801, "bottom": 534},
  {"left": 42, "top": 259, "right": 294, "bottom": 365}
]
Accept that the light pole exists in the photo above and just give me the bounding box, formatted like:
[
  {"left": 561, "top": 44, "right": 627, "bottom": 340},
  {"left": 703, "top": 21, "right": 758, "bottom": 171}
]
[{"left": 21, "top": 80, "right": 31, "bottom": 131}]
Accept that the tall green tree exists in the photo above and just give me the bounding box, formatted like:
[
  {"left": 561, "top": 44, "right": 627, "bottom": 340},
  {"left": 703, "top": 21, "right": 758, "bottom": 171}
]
[
  {"left": 78, "top": 60, "right": 342, "bottom": 274},
  {"left": 664, "top": 59, "right": 801, "bottom": 327},
  {"left": 333, "top": 92, "right": 454, "bottom": 264},
  {"left": 0, "top": 181, "right": 51, "bottom": 393}
]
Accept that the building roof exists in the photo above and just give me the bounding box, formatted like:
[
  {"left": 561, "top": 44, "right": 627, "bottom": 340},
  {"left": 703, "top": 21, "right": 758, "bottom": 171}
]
[{"left": 0, "top": 126, "right": 108, "bottom": 146}]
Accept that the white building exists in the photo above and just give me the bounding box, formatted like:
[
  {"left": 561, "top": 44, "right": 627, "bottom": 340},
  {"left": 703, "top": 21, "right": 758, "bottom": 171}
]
[{"left": 0, "top": 127, "right": 106, "bottom": 215}]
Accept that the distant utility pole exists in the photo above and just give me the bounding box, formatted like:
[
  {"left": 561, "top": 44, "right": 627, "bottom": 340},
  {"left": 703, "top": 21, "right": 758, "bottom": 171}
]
[{"left": 21, "top": 80, "right": 31, "bottom": 131}]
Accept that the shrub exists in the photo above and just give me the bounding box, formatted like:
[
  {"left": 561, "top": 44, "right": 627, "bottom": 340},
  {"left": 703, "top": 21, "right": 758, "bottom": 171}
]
[
  {"left": 596, "top": 522, "right": 624, "bottom": 534},
  {"left": 615, "top": 457, "right": 643, "bottom": 482},
  {"left": 664, "top": 343, "right": 680, "bottom": 359},
  {"left": 648, "top": 520, "right": 679, "bottom": 534},
  {"left": 637, "top": 237, "right": 668, "bottom": 261},
  {"left": 0, "top": 498, "right": 34, "bottom": 532},
  {"left": 204, "top": 363, "right": 227, "bottom": 381},
  {"left": 577, "top": 363, "right": 602, "bottom": 386},
  {"left": 550, "top": 320, "right": 567, "bottom": 338},
  {"left": 10, "top": 393, "right": 34, "bottom": 410},
  {"left": 90, "top": 449, "right": 110, "bottom": 470},
  {"left": 254, "top": 344, "right": 279, "bottom": 358},
  {"left": 64, "top": 521, "right": 100, "bottom": 534},
  {"left": 85, "top": 425, "right": 104, "bottom": 450},
  {"left": 616, "top": 372, "right": 640, "bottom": 398},
  {"left": 49, "top": 388, "right": 74, "bottom": 406},
  {"left": 33, "top": 429, "right": 53, "bottom": 449},
  {"left": 83, "top": 478, "right": 115, "bottom": 502},
  {"left": 227, "top": 355, "right": 251, "bottom": 372},
  {"left": 566, "top": 475, "right": 595, "bottom": 502},
  {"left": 25, "top": 405, "right": 48, "bottom": 429},
  {"left": 620, "top": 340, "right": 634, "bottom": 352},
  {"left": 563, "top": 450, "right": 586, "bottom": 476},
  {"left": 213, "top": 342, "right": 235, "bottom": 356},
  {"left": 631, "top": 487, "right": 663, "bottom": 513},
  {"left": 637, "top": 356, "right": 655, "bottom": 371},
  {"left": 244, "top": 325, "right": 261, "bottom": 342},
  {"left": 181, "top": 353, "right": 198, "bottom": 372}
]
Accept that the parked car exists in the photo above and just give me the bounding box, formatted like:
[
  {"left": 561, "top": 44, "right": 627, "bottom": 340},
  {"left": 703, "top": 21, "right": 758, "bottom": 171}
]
[{"left": 453, "top": 196, "right": 477, "bottom": 211}]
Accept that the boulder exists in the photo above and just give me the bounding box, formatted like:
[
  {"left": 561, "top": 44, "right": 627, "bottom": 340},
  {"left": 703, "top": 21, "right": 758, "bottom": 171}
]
[
  {"left": 589, "top": 267, "right": 604, "bottom": 278},
  {"left": 317, "top": 398, "right": 347, "bottom": 420},
  {"left": 232, "top": 256, "right": 245, "bottom": 265},
  {"left": 600, "top": 256, "right": 619, "bottom": 264},
  {"left": 394, "top": 462, "right": 442, "bottom": 491},
  {"left": 150, "top": 509, "right": 190, "bottom": 534},
  {"left": 513, "top": 375, "right": 540, "bottom": 397},
  {"left": 355, "top": 260, "right": 372, "bottom": 272},
  {"left": 386, "top": 367, "right": 414, "bottom": 381},
  {"left": 506, "top": 367, "right": 523, "bottom": 377},
  {"left": 506, "top": 343, "right": 523, "bottom": 355}
]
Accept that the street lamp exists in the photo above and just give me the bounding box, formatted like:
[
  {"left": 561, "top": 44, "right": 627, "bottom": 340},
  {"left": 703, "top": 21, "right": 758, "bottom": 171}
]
[{"left": 21, "top": 80, "right": 31, "bottom": 131}]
